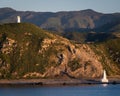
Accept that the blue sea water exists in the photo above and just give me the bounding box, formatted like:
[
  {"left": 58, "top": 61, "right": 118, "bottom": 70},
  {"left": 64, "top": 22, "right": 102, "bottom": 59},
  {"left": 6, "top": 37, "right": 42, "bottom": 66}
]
[{"left": 0, "top": 84, "right": 120, "bottom": 96}]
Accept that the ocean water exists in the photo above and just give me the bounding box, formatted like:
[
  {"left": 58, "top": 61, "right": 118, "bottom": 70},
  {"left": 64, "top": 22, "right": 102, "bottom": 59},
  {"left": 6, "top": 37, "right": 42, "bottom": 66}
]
[{"left": 0, "top": 84, "right": 120, "bottom": 96}]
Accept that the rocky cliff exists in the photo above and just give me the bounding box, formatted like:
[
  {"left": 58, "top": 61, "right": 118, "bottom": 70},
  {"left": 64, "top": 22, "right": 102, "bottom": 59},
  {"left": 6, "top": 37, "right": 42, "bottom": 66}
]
[{"left": 0, "top": 23, "right": 119, "bottom": 79}]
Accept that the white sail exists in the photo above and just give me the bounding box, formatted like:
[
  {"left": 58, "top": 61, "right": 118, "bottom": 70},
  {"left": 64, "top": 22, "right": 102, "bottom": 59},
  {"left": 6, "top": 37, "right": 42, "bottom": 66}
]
[{"left": 101, "top": 70, "right": 109, "bottom": 83}]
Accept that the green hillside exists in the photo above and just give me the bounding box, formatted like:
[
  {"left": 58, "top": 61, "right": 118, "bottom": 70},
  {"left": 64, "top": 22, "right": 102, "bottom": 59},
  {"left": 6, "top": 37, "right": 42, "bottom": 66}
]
[
  {"left": 0, "top": 23, "right": 120, "bottom": 79},
  {"left": 0, "top": 23, "right": 56, "bottom": 78},
  {"left": 90, "top": 38, "right": 120, "bottom": 76}
]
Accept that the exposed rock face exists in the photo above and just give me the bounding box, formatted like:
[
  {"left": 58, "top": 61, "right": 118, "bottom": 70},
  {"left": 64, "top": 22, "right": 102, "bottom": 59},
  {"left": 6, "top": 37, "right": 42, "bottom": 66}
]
[
  {"left": 45, "top": 44, "right": 103, "bottom": 78},
  {"left": 36, "top": 37, "right": 103, "bottom": 78},
  {"left": 0, "top": 33, "right": 103, "bottom": 79},
  {"left": 0, "top": 23, "right": 119, "bottom": 79},
  {"left": 1, "top": 38, "right": 17, "bottom": 54}
]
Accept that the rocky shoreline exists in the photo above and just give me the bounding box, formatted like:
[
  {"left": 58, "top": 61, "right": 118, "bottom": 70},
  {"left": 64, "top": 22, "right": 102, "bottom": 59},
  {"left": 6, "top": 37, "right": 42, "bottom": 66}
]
[{"left": 0, "top": 78, "right": 120, "bottom": 86}]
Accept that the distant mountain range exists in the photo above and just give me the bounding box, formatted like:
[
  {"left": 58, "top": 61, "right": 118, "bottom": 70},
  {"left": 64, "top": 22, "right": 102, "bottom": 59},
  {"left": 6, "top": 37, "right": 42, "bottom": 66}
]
[{"left": 0, "top": 7, "right": 120, "bottom": 32}]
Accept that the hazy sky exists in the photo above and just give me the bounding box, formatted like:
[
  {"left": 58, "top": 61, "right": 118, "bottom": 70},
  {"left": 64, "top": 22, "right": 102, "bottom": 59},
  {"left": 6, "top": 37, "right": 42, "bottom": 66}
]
[{"left": 0, "top": 0, "right": 120, "bottom": 13}]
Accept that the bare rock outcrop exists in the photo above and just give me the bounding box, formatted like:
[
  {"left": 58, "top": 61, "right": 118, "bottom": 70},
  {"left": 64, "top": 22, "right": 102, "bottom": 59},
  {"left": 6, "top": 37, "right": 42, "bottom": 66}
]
[{"left": 40, "top": 42, "right": 103, "bottom": 78}]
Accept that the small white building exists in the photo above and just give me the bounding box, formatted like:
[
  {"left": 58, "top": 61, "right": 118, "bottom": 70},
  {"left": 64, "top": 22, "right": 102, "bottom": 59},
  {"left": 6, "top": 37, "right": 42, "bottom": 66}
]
[{"left": 17, "top": 16, "right": 21, "bottom": 23}]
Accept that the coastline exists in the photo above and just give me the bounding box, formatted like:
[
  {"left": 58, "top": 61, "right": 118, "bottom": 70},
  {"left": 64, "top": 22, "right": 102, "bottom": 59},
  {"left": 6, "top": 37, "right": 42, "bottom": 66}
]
[{"left": 0, "top": 78, "right": 120, "bottom": 86}]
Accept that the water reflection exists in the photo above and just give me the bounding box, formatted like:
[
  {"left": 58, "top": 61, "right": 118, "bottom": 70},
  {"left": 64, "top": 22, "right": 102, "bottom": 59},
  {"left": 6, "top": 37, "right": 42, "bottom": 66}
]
[{"left": 102, "top": 84, "right": 108, "bottom": 87}]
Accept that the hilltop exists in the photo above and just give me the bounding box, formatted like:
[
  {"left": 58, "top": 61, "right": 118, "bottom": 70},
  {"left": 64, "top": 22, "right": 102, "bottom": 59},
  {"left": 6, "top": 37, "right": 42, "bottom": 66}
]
[{"left": 0, "top": 23, "right": 120, "bottom": 79}]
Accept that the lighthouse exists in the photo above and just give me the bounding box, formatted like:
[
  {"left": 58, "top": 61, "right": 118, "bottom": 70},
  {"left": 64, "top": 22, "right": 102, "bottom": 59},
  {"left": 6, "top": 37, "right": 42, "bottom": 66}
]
[
  {"left": 101, "top": 70, "right": 109, "bottom": 83},
  {"left": 17, "top": 16, "right": 21, "bottom": 23}
]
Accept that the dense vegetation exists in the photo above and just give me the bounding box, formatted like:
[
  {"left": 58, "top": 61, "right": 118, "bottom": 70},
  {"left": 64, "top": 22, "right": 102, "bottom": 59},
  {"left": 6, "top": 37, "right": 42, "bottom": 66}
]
[
  {"left": 89, "top": 38, "right": 120, "bottom": 76},
  {"left": 103, "top": 39, "right": 120, "bottom": 64},
  {"left": 61, "top": 32, "right": 116, "bottom": 43},
  {"left": 0, "top": 23, "right": 57, "bottom": 79}
]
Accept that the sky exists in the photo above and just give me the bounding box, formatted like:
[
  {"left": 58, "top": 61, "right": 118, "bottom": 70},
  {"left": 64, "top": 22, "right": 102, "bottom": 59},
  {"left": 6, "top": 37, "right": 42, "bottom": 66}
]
[{"left": 0, "top": 0, "right": 120, "bottom": 13}]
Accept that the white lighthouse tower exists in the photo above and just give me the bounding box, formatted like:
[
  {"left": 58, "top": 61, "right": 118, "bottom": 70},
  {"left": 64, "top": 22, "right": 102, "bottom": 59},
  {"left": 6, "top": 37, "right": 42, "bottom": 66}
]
[
  {"left": 101, "top": 70, "right": 109, "bottom": 83},
  {"left": 17, "top": 16, "right": 21, "bottom": 23}
]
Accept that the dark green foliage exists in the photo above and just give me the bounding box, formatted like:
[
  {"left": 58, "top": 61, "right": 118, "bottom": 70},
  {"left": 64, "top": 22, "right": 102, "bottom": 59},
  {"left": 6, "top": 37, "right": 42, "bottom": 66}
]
[
  {"left": 90, "top": 38, "right": 120, "bottom": 75},
  {"left": 68, "top": 58, "right": 82, "bottom": 71},
  {"left": 62, "top": 32, "right": 87, "bottom": 43},
  {"left": 0, "top": 23, "right": 55, "bottom": 78},
  {"left": 0, "top": 33, "right": 7, "bottom": 49},
  {"left": 104, "top": 38, "right": 120, "bottom": 64},
  {"left": 85, "top": 32, "right": 116, "bottom": 42},
  {"left": 0, "top": 23, "right": 50, "bottom": 40},
  {"left": 53, "top": 22, "right": 120, "bottom": 44},
  {"left": 84, "top": 61, "right": 91, "bottom": 70},
  {"left": 59, "top": 31, "right": 117, "bottom": 43}
]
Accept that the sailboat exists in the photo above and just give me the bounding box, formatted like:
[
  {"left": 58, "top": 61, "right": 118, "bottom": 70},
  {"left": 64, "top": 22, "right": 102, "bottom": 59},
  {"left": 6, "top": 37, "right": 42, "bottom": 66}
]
[{"left": 101, "top": 70, "right": 109, "bottom": 83}]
